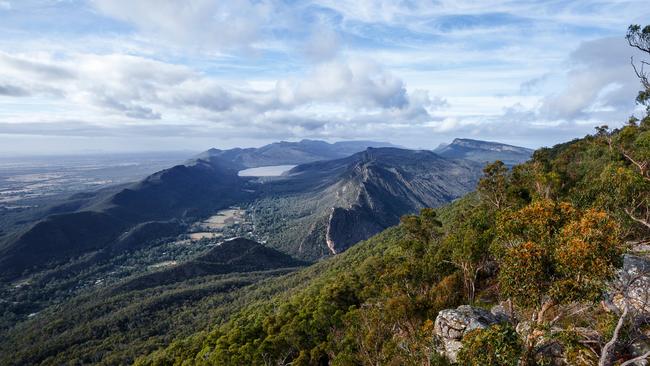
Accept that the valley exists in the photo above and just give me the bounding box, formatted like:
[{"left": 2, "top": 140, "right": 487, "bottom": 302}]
[{"left": 188, "top": 207, "right": 251, "bottom": 241}]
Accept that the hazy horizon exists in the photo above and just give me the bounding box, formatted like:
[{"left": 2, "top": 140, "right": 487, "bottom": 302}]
[
  {"left": 1, "top": 1, "right": 649, "bottom": 155},
  {"left": 0, "top": 136, "right": 538, "bottom": 158}
]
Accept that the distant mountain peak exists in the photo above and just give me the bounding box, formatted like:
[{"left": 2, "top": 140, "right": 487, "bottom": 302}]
[
  {"left": 448, "top": 138, "right": 531, "bottom": 150},
  {"left": 435, "top": 138, "right": 533, "bottom": 166}
]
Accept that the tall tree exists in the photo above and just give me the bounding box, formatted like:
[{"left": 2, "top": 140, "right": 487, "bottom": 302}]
[
  {"left": 477, "top": 161, "right": 509, "bottom": 209},
  {"left": 442, "top": 207, "right": 493, "bottom": 304}
]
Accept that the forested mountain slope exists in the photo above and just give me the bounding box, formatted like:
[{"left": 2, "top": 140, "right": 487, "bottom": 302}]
[
  {"left": 0, "top": 147, "right": 482, "bottom": 282},
  {"left": 136, "top": 110, "right": 650, "bottom": 365},
  {"left": 0, "top": 238, "right": 307, "bottom": 365},
  {"left": 0, "top": 139, "right": 396, "bottom": 281}
]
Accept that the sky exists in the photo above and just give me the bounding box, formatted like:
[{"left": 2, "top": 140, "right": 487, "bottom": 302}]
[{"left": 0, "top": 0, "right": 649, "bottom": 155}]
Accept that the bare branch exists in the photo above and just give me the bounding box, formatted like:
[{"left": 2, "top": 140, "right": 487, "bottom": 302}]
[
  {"left": 631, "top": 57, "right": 650, "bottom": 93},
  {"left": 620, "top": 351, "right": 650, "bottom": 366},
  {"left": 625, "top": 207, "right": 650, "bottom": 230},
  {"left": 628, "top": 37, "right": 650, "bottom": 54},
  {"left": 599, "top": 304, "right": 629, "bottom": 366},
  {"left": 620, "top": 148, "right": 649, "bottom": 178}
]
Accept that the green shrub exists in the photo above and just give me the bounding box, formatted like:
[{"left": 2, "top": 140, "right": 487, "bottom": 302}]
[{"left": 457, "top": 323, "right": 522, "bottom": 366}]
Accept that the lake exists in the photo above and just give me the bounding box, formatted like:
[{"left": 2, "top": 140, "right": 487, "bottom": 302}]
[{"left": 237, "top": 165, "right": 296, "bottom": 177}]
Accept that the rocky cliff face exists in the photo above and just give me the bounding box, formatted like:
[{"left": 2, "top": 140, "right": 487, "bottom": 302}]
[
  {"left": 325, "top": 149, "right": 481, "bottom": 254},
  {"left": 282, "top": 148, "right": 483, "bottom": 257},
  {"left": 610, "top": 255, "right": 650, "bottom": 314}
]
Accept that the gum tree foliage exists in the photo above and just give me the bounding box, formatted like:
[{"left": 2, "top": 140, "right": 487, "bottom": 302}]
[
  {"left": 618, "top": 24, "right": 650, "bottom": 233},
  {"left": 594, "top": 119, "right": 649, "bottom": 238},
  {"left": 393, "top": 208, "right": 462, "bottom": 319},
  {"left": 495, "top": 200, "right": 624, "bottom": 322},
  {"left": 400, "top": 207, "right": 443, "bottom": 247}
]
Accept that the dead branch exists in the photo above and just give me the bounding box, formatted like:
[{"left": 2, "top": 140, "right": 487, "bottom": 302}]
[
  {"left": 625, "top": 207, "right": 650, "bottom": 230},
  {"left": 599, "top": 304, "right": 630, "bottom": 366}
]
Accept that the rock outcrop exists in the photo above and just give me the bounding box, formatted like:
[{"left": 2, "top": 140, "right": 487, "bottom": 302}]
[
  {"left": 433, "top": 305, "right": 505, "bottom": 363},
  {"left": 612, "top": 255, "right": 650, "bottom": 315}
]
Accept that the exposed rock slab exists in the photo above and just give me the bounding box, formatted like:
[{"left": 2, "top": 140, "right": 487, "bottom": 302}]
[
  {"left": 433, "top": 305, "right": 502, "bottom": 362},
  {"left": 609, "top": 255, "right": 650, "bottom": 315}
]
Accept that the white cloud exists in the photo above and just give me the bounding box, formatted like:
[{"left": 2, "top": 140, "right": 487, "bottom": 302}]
[
  {"left": 539, "top": 37, "right": 644, "bottom": 121},
  {"left": 0, "top": 50, "right": 441, "bottom": 134},
  {"left": 92, "top": 0, "right": 276, "bottom": 51},
  {"left": 303, "top": 23, "right": 340, "bottom": 62},
  {"left": 276, "top": 59, "right": 408, "bottom": 109}
]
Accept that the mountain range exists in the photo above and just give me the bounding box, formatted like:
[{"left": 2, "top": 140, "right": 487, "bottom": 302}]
[
  {"left": 198, "top": 139, "right": 399, "bottom": 169},
  {"left": 0, "top": 138, "right": 532, "bottom": 282}
]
